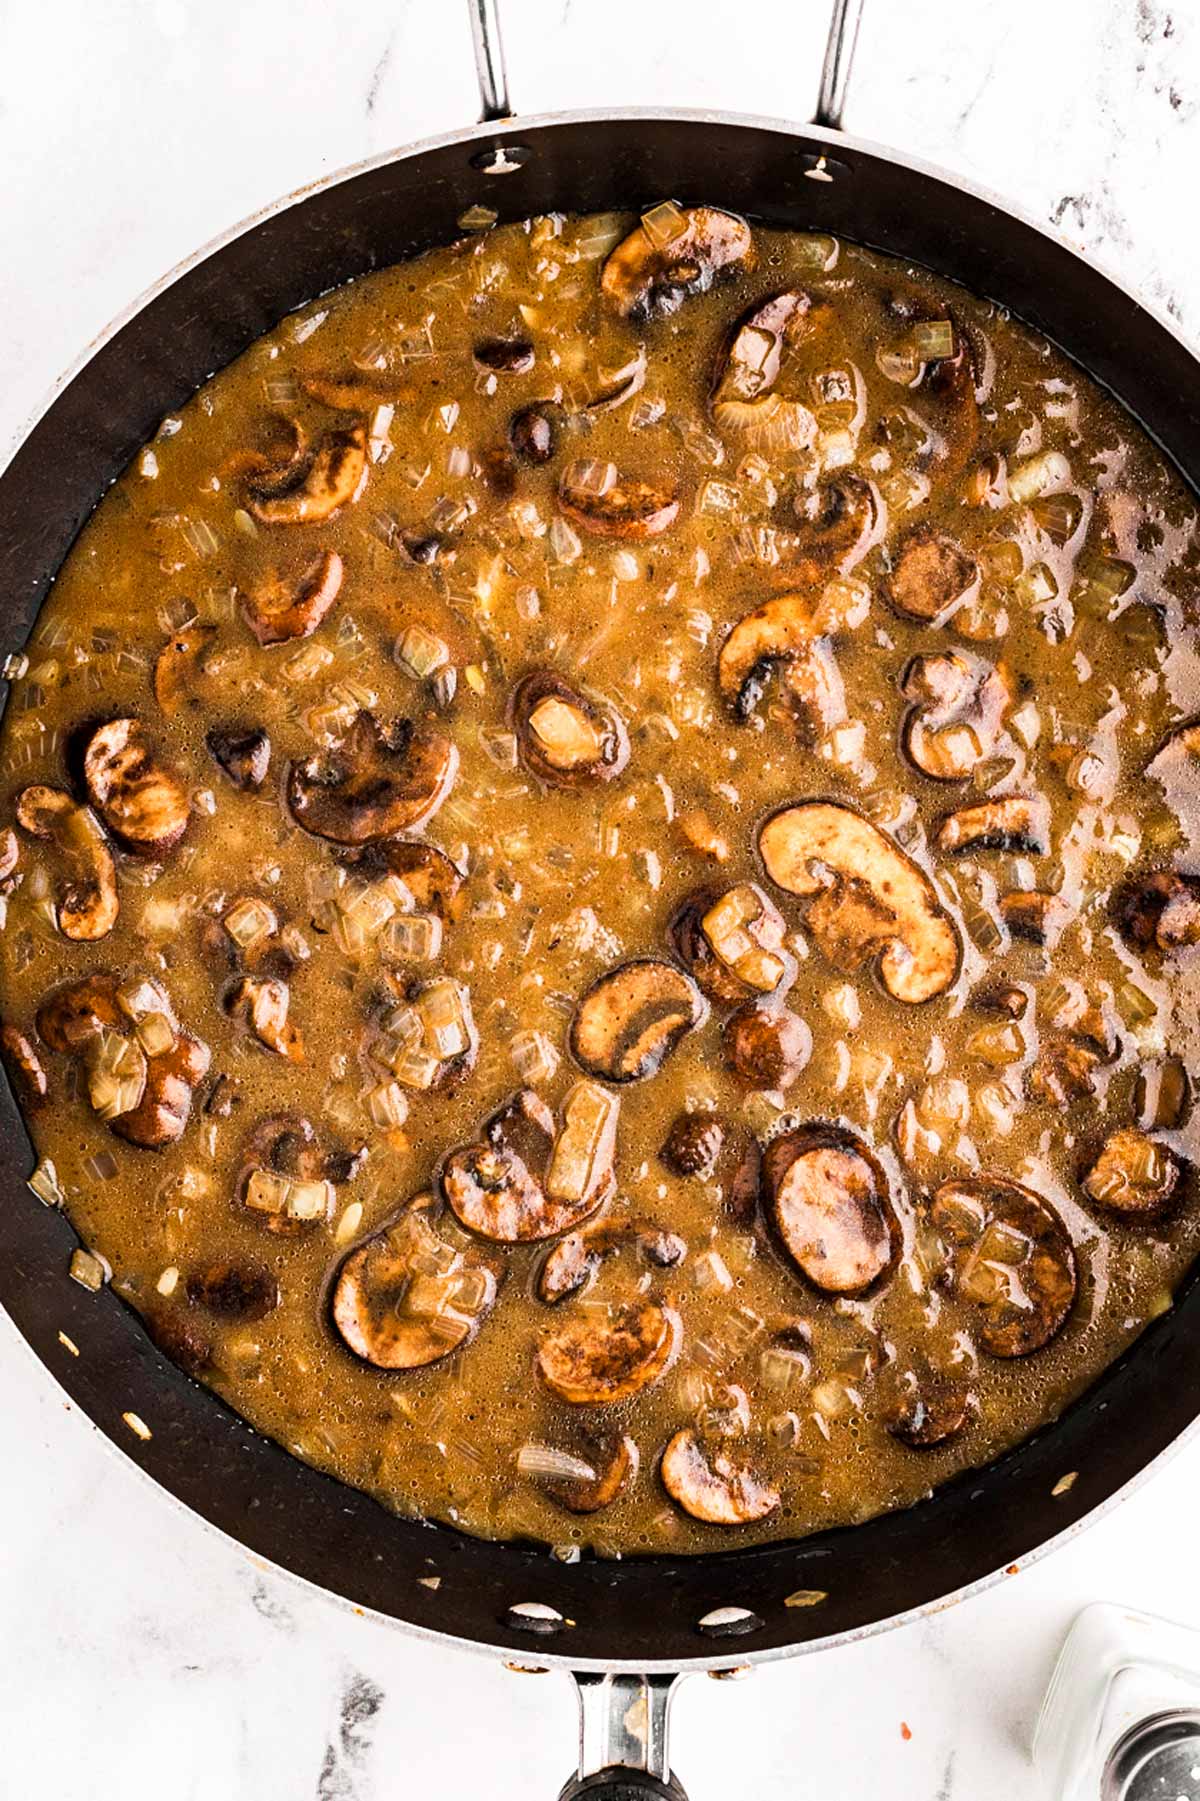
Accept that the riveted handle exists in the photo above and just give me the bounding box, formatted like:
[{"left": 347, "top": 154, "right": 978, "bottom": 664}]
[{"left": 558, "top": 1771, "right": 689, "bottom": 1801}]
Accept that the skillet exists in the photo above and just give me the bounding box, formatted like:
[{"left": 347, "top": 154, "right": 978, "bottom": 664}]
[{"left": 3, "top": 2, "right": 1200, "bottom": 1791}]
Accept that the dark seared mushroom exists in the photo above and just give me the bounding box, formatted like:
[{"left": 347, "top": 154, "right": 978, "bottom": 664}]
[
  {"left": 1136, "top": 1058, "right": 1191, "bottom": 1132},
  {"left": 930, "top": 1175, "right": 1077, "bottom": 1358},
  {"left": 660, "top": 1111, "right": 725, "bottom": 1179},
  {"left": 332, "top": 1200, "right": 497, "bottom": 1370},
  {"left": 186, "top": 1258, "right": 280, "bottom": 1321},
  {"left": 15, "top": 786, "right": 118, "bottom": 940},
  {"left": 82, "top": 718, "right": 190, "bottom": 857},
  {"left": 444, "top": 1087, "right": 579, "bottom": 1242},
  {"left": 883, "top": 1365, "right": 976, "bottom": 1449},
  {"left": 557, "top": 467, "right": 679, "bottom": 540},
  {"left": 287, "top": 712, "right": 458, "bottom": 844},
  {"left": 788, "top": 475, "right": 883, "bottom": 575},
  {"left": 1082, "top": 1127, "right": 1181, "bottom": 1218},
  {"left": 153, "top": 621, "right": 221, "bottom": 717},
  {"left": 36, "top": 974, "right": 123, "bottom": 1051},
  {"left": 227, "top": 975, "right": 305, "bottom": 1063},
  {"left": 0, "top": 1024, "right": 48, "bottom": 1111},
  {"left": 240, "top": 550, "right": 344, "bottom": 646},
  {"left": 376, "top": 840, "right": 464, "bottom": 921},
  {"left": 670, "top": 883, "right": 791, "bottom": 1003},
  {"left": 759, "top": 802, "right": 959, "bottom": 1004},
  {"left": 710, "top": 289, "right": 820, "bottom": 452},
  {"left": 601, "top": 205, "right": 754, "bottom": 322},
  {"left": 144, "top": 1306, "right": 214, "bottom": 1379},
  {"left": 717, "top": 585, "right": 868, "bottom": 723},
  {"left": 36, "top": 975, "right": 208, "bottom": 1148},
  {"left": 660, "top": 1428, "right": 780, "bottom": 1526},
  {"left": 763, "top": 1124, "right": 898, "bottom": 1296},
  {"left": 900, "top": 653, "right": 1011, "bottom": 782},
  {"left": 1000, "top": 890, "right": 1073, "bottom": 948},
  {"left": 1117, "top": 872, "right": 1200, "bottom": 953},
  {"left": 206, "top": 726, "right": 271, "bottom": 792},
  {"left": 474, "top": 337, "right": 535, "bottom": 374},
  {"left": 569, "top": 959, "right": 706, "bottom": 1083},
  {"left": 536, "top": 1431, "right": 640, "bottom": 1514},
  {"left": 246, "top": 425, "right": 368, "bottom": 526},
  {"left": 936, "top": 795, "right": 1050, "bottom": 856},
  {"left": 723, "top": 1005, "right": 812, "bottom": 1088},
  {"left": 510, "top": 670, "right": 630, "bottom": 788},
  {"left": 112, "top": 1024, "right": 210, "bottom": 1149},
  {"left": 238, "top": 1113, "right": 334, "bottom": 1234},
  {"left": 536, "top": 1300, "right": 681, "bottom": 1404},
  {"left": 886, "top": 526, "right": 979, "bottom": 624},
  {"left": 536, "top": 1219, "right": 687, "bottom": 1304},
  {"left": 1028, "top": 1034, "right": 1106, "bottom": 1107},
  {"left": 508, "top": 404, "right": 557, "bottom": 464}
]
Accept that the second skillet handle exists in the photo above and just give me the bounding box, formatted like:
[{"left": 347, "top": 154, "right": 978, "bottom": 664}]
[
  {"left": 465, "top": 0, "right": 867, "bottom": 131},
  {"left": 555, "top": 1673, "right": 690, "bottom": 1801}
]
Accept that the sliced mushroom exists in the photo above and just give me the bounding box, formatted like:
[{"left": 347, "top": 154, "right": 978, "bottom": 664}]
[
  {"left": 441, "top": 1087, "right": 595, "bottom": 1243},
  {"left": 886, "top": 526, "right": 979, "bottom": 624},
  {"left": 1082, "top": 1127, "right": 1181, "bottom": 1218},
  {"left": 474, "top": 337, "right": 535, "bottom": 374},
  {"left": 883, "top": 1366, "right": 976, "bottom": 1449},
  {"left": 901, "top": 653, "right": 1011, "bottom": 782},
  {"left": 36, "top": 975, "right": 208, "bottom": 1148},
  {"left": 144, "top": 1305, "right": 214, "bottom": 1378},
  {"left": 671, "top": 883, "right": 791, "bottom": 1003},
  {"left": 36, "top": 974, "right": 123, "bottom": 1051},
  {"left": 569, "top": 959, "right": 706, "bottom": 1083},
  {"left": 1147, "top": 720, "right": 1200, "bottom": 784},
  {"left": 780, "top": 637, "right": 849, "bottom": 745},
  {"left": 1117, "top": 872, "right": 1200, "bottom": 953},
  {"left": 717, "top": 585, "right": 868, "bottom": 723},
  {"left": 0, "top": 1024, "right": 48, "bottom": 1111},
  {"left": 376, "top": 840, "right": 464, "bottom": 922},
  {"left": 936, "top": 795, "right": 1050, "bottom": 856},
  {"left": 763, "top": 1124, "right": 898, "bottom": 1296},
  {"left": 227, "top": 975, "right": 304, "bottom": 1062},
  {"left": 1028, "top": 1034, "right": 1105, "bottom": 1107},
  {"left": 536, "top": 1219, "right": 687, "bottom": 1304},
  {"left": 82, "top": 718, "right": 190, "bottom": 857},
  {"left": 206, "top": 726, "right": 271, "bottom": 792},
  {"left": 537, "top": 1431, "right": 640, "bottom": 1513},
  {"left": 240, "top": 550, "right": 343, "bottom": 646},
  {"left": 1000, "top": 889, "right": 1073, "bottom": 948},
  {"left": 660, "top": 1428, "right": 780, "bottom": 1526},
  {"left": 724, "top": 1005, "right": 812, "bottom": 1088},
  {"left": 153, "top": 621, "right": 220, "bottom": 717},
  {"left": 759, "top": 802, "right": 959, "bottom": 1004},
  {"left": 601, "top": 205, "right": 753, "bottom": 322},
  {"left": 510, "top": 670, "right": 630, "bottom": 788},
  {"left": 238, "top": 1113, "right": 334, "bottom": 1234},
  {"left": 557, "top": 468, "right": 679, "bottom": 540},
  {"left": 15, "top": 786, "right": 118, "bottom": 940},
  {"left": 300, "top": 371, "right": 401, "bottom": 411},
  {"left": 246, "top": 425, "right": 368, "bottom": 526},
  {"left": 332, "top": 1201, "right": 497, "bottom": 1370},
  {"left": 287, "top": 712, "right": 458, "bottom": 844},
  {"left": 536, "top": 1300, "right": 681, "bottom": 1404},
  {"left": 660, "top": 1111, "right": 725, "bottom": 1179},
  {"left": 788, "top": 475, "right": 883, "bottom": 575},
  {"left": 509, "top": 404, "right": 557, "bottom": 464},
  {"left": 111, "top": 1024, "right": 210, "bottom": 1149},
  {"left": 930, "top": 1175, "right": 1077, "bottom": 1357},
  {"left": 710, "top": 289, "right": 820, "bottom": 452},
  {"left": 187, "top": 1258, "right": 280, "bottom": 1321}
]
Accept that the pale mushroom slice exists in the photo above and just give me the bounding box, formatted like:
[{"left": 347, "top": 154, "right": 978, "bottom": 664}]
[
  {"left": 534, "top": 1431, "right": 640, "bottom": 1514},
  {"left": 536, "top": 1301, "right": 681, "bottom": 1404},
  {"left": 300, "top": 370, "right": 401, "bottom": 411},
  {"left": 930, "top": 1175, "right": 1077, "bottom": 1358},
  {"left": 227, "top": 975, "right": 305, "bottom": 1063},
  {"left": 670, "top": 882, "right": 792, "bottom": 1004},
  {"left": 717, "top": 585, "right": 868, "bottom": 723},
  {"left": 763, "top": 1124, "right": 898, "bottom": 1296},
  {"left": 15, "top": 786, "right": 118, "bottom": 940},
  {"left": 1117, "top": 871, "right": 1200, "bottom": 953},
  {"left": 112, "top": 1025, "right": 211, "bottom": 1149},
  {"left": 569, "top": 959, "right": 706, "bottom": 1083},
  {"left": 287, "top": 711, "right": 457, "bottom": 844},
  {"left": 557, "top": 467, "right": 679, "bottom": 540},
  {"left": 1147, "top": 720, "right": 1200, "bottom": 784},
  {"left": 886, "top": 525, "right": 979, "bottom": 624},
  {"left": 510, "top": 670, "right": 630, "bottom": 789},
  {"left": 600, "top": 205, "right": 754, "bottom": 322},
  {"left": 536, "top": 1219, "right": 687, "bottom": 1304},
  {"left": 245, "top": 424, "right": 368, "bottom": 526},
  {"left": 332, "top": 1201, "right": 498, "bottom": 1371},
  {"left": 240, "top": 549, "right": 343, "bottom": 646},
  {"left": 83, "top": 718, "right": 191, "bottom": 857},
  {"left": 660, "top": 1428, "right": 780, "bottom": 1526},
  {"left": 710, "top": 289, "right": 820, "bottom": 453},
  {"left": 936, "top": 794, "right": 1050, "bottom": 856},
  {"left": 759, "top": 802, "right": 959, "bottom": 1004},
  {"left": 901, "top": 653, "right": 1012, "bottom": 782},
  {"left": 1082, "top": 1127, "right": 1181, "bottom": 1219}
]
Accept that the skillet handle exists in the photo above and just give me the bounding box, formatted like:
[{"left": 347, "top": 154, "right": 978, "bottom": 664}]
[
  {"left": 561, "top": 1673, "right": 688, "bottom": 1801},
  {"left": 558, "top": 1774, "right": 688, "bottom": 1801}
]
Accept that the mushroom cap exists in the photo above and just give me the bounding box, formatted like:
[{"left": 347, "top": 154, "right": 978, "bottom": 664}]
[
  {"left": 660, "top": 1428, "right": 780, "bottom": 1526},
  {"left": 763, "top": 1123, "right": 898, "bottom": 1296},
  {"left": 601, "top": 205, "right": 754, "bottom": 322},
  {"left": 759, "top": 801, "right": 959, "bottom": 1004},
  {"left": 332, "top": 1209, "right": 497, "bottom": 1370},
  {"left": 1117, "top": 871, "right": 1200, "bottom": 953},
  {"left": 153, "top": 621, "right": 220, "bottom": 717},
  {"left": 510, "top": 669, "right": 630, "bottom": 789},
  {"left": 936, "top": 794, "right": 1051, "bottom": 856},
  {"left": 536, "top": 1219, "right": 687, "bottom": 1305},
  {"left": 886, "top": 526, "right": 979, "bottom": 624},
  {"left": 884, "top": 1366, "right": 976, "bottom": 1449},
  {"left": 536, "top": 1301, "right": 681, "bottom": 1404},
  {"left": 82, "top": 719, "right": 191, "bottom": 857},
  {"left": 931, "top": 1175, "right": 1077, "bottom": 1358},
  {"left": 442, "top": 1088, "right": 609, "bottom": 1244},
  {"left": 15, "top": 785, "right": 119, "bottom": 940},
  {"left": 557, "top": 471, "right": 680, "bottom": 540},
  {"left": 569, "top": 959, "right": 706, "bottom": 1084},
  {"left": 901, "top": 653, "right": 1012, "bottom": 783},
  {"left": 240, "top": 550, "right": 343, "bottom": 646},
  {"left": 287, "top": 712, "right": 458, "bottom": 844},
  {"left": 723, "top": 1005, "right": 812, "bottom": 1089},
  {"left": 206, "top": 726, "right": 271, "bottom": 792},
  {"left": 539, "top": 1431, "right": 640, "bottom": 1514},
  {"left": 1082, "top": 1127, "right": 1181, "bottom": 1219},
  {"left": 246, "top": 426, "right": 368, "bottom": 526},
  {"left": 717, "top": 587, "right": 867, "bottom": 723}
]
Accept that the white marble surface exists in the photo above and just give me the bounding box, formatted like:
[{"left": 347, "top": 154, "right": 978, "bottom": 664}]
[{"left": 4, "top": 1, "right": 1200, "bottom": 1796}]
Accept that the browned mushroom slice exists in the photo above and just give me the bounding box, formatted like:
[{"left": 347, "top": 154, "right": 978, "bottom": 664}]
[
  {"left": 1082, "top": 1127, "right": 1181, "bottom": 1218},
  {"left": 788, "top": 475, "right": 883, "bottom": 574},
  {"left": 332, "top": 1202, "right": 497, "bottom": 1370},
  {"left": 376, "top": 840, "right": 464, "bottom": 922},
  {"left": 36, "top": 974, "right": 123, "bottom": 1051},
  {"left": 536, "top": 1431, "right": 640, "bottom": 1514},
  {"left": 509, "top": 404, "right": 557, "bottom": 464},
  {"left": 886, "top": 526, "right": 979, "bottom": 624},
  {"left": 1000, "top": 889, "right": 1073, "bottom": 948},
  {"left": 510, "top": 670, "right": 630, "bottom": 788},
  {"left": 601, "top": 205, "right": 753, "bottom": 322},
  {"left": 759, "top": 803, "right": 959, "bottom": 1004},
  {"left": 82, "top": 719, "right": 190, "bottom": 856},
  {"left": 153, "top": 621, "right": 220, "bottom": 717},
  {"left": 287, "top": 712, "right": 457, "bottom": 844},
  {"left": 1118, "top": 872, "right": 1200, "bottom": 953},
  {"left": 238, "top": 1113, "right": 334, "bottom": 1233},
  {"left": 930, "top": 1176, "right": 1077, "bottom": 1358},
  {"left": 474, "top": 337, "right": 535, "bottom": 374},
  {"left": 15, "top": 786, "right": 118, "bottom": 940},
  {"left": 901, "top": 653, "right": 1011, "bottom": 782},
  {"left": 660, "top": 1428, "right": 780, "bottom": 1526},
  {"left": 569, "top": 959, "right": 706, "bottom": 1083},
  {"left": 660, "top": 1110, "right": 725, "bottom": 1179},
  {"left": 187, "top": 1258, "right": 280, "bottom": 1321},
  {"left": 227, "top": 975, "right": 305, "bottom": 1063},
  {"left": 723, "top": 1005, "right": 812, "bottom": 1089},
  {"left": 536, "top": 1301, "right": 680, "bottom": 1404},
  {"left": 557, "top": 468, "right": 679, "bottom": 540},
  {"left": 206, "top": 726, "right": 271, "bottom": 792},
  {"left": 37, "top": 974, "right": 207, "bottom": 1147},
  {"left": 300, "top": 371, "right": 400, "bottom": 410},
  {"left": 710, "top": 289, "right": 820, "bottom": 451},
  {"left": 0, "top": 1024, "right": 48, "bottom": 1111},
  {"left": 240, "top": 550, "right": 344, "bottom": 646},
  {"left": 717, "top": 585, "right": 868, "bottom": 722},
  {"left": 936, "top": 795, "right": 1050, "bottom": 856},
  {"left": 1028, "top": 1035, "right": 1104, "bottom": 1107},
  {"left": 144, "top": 1305, "right": 214, "bottom": 1378},
  {"left": 246, "top": 425, "right": 368, "bottom": 526},
  {"left": 1147, "top": 720, "right": 1200, "bottom": 784},
  {"left": 112, "top": 1025, "right": 210, "bottom": 1149},
  {"left": 442, "top": 1087, "right": 600, "bottom": 1243},
  {"left": 883, "top": 1367, "right": 976, "bottom": 1449},
  {"left": 764, "top": 1124, "right": 898, "bottom": 1296},
  {"left": 671, "top": 883, "right": 791, "bottom": 1003},
  {"left": 536, "top": 1220, "right": 687, "bottom": 1304}
]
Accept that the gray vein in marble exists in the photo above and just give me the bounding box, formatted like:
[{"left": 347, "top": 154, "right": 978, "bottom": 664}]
[{"left": 316, "top": 1670, "right": 385, "bottom": 1800}]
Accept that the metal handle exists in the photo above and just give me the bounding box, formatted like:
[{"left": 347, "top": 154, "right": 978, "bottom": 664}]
[
  {"left": 557, "top": 1674, "right": 689, "bottom": 1801},
  {"left": 558, "top": 1775, "right": 688, "bottom": 1801},
  {"left": 466, "top": 0, "right": 865, "bottom": 132}
]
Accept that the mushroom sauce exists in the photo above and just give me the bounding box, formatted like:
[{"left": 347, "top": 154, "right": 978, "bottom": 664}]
[{"left": 4, "top": 203, "right": 1200, "bottom": 1556}]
